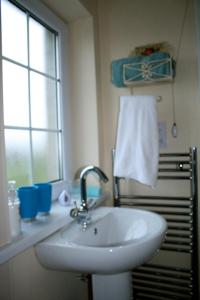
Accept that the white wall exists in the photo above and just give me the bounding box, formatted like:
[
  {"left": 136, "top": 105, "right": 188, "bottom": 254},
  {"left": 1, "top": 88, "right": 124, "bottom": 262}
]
[
  {"left": 69, "top": 16, "right": 100, "bottom": 176},
  {"left": 97, "top": 0, "right": 200, "bottom": 194},
  {"left": 0, "top": 248, "right": 88, "bottom": 300},
  {"left": 195, "top": 0, "right": 200, "bottom": 95}
]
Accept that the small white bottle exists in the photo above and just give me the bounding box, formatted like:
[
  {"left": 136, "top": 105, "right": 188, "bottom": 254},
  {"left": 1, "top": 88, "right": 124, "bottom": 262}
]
[{"left": 8, "top": 180, "right": 21, "bottom": 239}]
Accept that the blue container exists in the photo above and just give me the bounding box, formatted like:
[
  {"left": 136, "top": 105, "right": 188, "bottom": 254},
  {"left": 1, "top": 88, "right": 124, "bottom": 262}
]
[
  {"left": 34, "top": 183, "right": 52, "bottom": 215},
  {"left": 18, "top": 186, "right": 39, "bottom": 221}
]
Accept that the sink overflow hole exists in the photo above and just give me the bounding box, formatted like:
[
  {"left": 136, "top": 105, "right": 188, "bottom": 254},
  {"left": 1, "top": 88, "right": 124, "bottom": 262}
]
[{"left": 94, "top": 228, "right": 98, "bottom": 235}]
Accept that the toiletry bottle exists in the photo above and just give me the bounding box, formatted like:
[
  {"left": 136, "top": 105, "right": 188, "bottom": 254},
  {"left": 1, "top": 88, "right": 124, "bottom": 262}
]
[{"left": 8, "top": 180, "right": 21, "bottom": 239}]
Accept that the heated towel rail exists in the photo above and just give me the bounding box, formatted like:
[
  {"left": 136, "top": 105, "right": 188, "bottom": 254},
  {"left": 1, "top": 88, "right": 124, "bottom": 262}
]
[{"left": 113, "top": 147, "right": 199, "bottom": 300}]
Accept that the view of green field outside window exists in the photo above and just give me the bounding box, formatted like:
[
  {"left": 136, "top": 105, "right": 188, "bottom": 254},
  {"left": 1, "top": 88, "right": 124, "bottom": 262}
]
[{"left": 1, "top": 0, "right": 62, "bottom": 187}]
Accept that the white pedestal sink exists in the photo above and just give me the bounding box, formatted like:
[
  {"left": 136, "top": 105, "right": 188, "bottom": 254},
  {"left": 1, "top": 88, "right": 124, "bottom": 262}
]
[{"left": 35, "top": 207, "right": 167, "bottom": 299}]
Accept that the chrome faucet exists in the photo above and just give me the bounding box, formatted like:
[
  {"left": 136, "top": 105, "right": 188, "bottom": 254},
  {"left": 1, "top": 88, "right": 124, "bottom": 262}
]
[{"left": 70, "top": 165, "right": 109, "bottom": 228}]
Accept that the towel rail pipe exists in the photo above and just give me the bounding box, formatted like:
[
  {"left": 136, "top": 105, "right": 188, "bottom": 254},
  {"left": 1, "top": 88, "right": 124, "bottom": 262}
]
[{"left": 112, "top": 147, "right": 198, "bottom": 298}]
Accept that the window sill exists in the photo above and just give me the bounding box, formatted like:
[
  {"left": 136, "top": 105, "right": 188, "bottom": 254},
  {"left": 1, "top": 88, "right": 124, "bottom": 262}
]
[
  {"left": 0, "top": 202, "right": 72, "bottom": 265},
  {"left": 0, "top": 193, "right": 109, "bottom": 265}
]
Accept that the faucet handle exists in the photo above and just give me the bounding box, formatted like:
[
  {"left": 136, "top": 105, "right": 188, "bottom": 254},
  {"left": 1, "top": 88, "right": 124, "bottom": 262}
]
[{"left": 70, "top": 201, "right": 79, "bottom": 218}]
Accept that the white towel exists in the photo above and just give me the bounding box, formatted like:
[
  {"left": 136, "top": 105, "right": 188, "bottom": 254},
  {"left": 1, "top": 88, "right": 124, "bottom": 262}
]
[{"left": 114, "top": 95, "right": 159, "bottom": 188}]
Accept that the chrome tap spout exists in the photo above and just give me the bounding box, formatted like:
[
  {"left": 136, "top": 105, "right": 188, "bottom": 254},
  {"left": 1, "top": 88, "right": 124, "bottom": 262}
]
[
  {"left": 70, "top": 165, "right": 109, "bottom": 228},
  {"left": 79, "top": 165, "right": 109, "bottom": 211}
]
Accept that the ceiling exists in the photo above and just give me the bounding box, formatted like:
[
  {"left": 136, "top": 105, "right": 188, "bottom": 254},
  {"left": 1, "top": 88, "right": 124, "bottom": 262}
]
[{"left": 40, "top": 0, "right": 90, "bottom": 23}]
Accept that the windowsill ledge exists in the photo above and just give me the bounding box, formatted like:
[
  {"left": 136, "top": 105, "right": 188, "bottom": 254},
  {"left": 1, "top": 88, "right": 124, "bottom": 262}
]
[
  {"left": 0, "top": 193, "right": 109, "bottom": 265},
  {"left": 0, "top": 202, "right": 72, "bottom": 265}
]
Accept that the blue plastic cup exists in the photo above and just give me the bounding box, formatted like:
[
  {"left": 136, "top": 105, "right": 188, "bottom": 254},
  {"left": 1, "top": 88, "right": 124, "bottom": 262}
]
[
  {"left": 34, "top": 183, "right": 52, "bottom": 215},
  {"left": 18, "top": 186, "right": 39, "bottom": 221}
]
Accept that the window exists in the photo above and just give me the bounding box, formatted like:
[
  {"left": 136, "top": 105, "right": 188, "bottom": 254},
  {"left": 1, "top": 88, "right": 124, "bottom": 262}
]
[{"left": 1, "top": 0, "right": 63, "bottom": 187}]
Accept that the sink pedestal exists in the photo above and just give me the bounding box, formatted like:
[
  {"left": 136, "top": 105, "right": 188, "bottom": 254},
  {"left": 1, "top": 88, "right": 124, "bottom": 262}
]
[{"left": 92, "top": 272, "right": 133, "bottom": 300}]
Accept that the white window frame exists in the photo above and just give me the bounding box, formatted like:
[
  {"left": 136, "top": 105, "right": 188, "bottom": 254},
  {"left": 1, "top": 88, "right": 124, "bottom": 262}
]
[{"left": 0, "top": 0, "right": 71, "bottom": 245}]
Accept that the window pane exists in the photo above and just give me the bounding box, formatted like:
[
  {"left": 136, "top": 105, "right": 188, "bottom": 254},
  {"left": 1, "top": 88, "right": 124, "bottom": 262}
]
[
  {"left": 5, "top": 130, "right": 32, "bottom": 186},
  {"left": 30, "top": 72, "right": 57, "bottom": 129},
  {"left": 29, "top": 17, "right": 56, "bottom": 77},
  {"left": 2, "top": 2, "right": 62, "bottom": 187},
  {"left": 3, "top": 60, "right": 29, "bottom": 127},
  {"left": 32, "top": 131, "right": 60, "bottom": 182},
  {"left": 1, "top": 0, "right": 28, "bottom": 65}
]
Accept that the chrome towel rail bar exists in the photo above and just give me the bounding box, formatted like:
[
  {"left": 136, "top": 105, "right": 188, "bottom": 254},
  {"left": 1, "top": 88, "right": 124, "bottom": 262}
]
[{"left": 112, "top": 147, "right": 199, "bottom": 299}]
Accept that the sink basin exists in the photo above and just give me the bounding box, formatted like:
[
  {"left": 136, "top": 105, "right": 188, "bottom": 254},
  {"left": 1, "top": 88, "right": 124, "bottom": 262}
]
[{"left": 35, "top": 207, "right": 167, "bottom": 274}]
